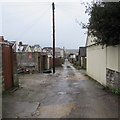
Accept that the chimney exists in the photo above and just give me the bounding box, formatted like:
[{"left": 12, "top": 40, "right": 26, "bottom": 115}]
[
  {"left": 0, "top": 36, "right": 4, "bottom": 42},
  {"left": 19, "top": 42, "right": 22, "bottom": 46}
]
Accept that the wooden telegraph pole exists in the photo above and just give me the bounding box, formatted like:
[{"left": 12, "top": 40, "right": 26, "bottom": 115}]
[{"left": 52, "top": 2, "right": 55, "bottom": 74}]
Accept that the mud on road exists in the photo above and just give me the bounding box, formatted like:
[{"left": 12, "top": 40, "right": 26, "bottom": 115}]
[{"left": 2, "top": 60, "right": 118, "bottom": 118}]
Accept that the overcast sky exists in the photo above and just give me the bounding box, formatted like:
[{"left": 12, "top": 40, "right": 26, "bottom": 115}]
[{"left": 0, "top": 0, "right": 91, "bottom": 49}]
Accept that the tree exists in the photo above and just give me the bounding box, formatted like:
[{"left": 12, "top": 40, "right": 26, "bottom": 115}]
[{"left": 85, "top": 2, "right": 120, "bottom": 46}]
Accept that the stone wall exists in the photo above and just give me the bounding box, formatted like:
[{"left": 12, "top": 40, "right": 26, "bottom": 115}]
[
  {"left": 106, "top": 68, "right": 120, "bottom": 89},
  {"left": 13, "top": 52, "right": 19, "bottom": 87},
  {"left": 17, "top": 52, "right": 39, "bottom": 72},
  {"left": 17, "top": 52, "right": 49, "bottom": 73}
]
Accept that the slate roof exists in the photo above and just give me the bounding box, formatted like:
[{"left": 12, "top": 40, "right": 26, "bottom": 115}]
[{"left": 18, "top": 44, "right": 28, "bottom": 52}]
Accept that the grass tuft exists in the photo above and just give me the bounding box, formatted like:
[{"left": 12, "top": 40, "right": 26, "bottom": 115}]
[{"left": 67, "top": 66, "right": 71, "bottom": 68}]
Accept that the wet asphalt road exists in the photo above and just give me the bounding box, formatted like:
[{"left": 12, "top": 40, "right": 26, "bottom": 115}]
[{"left": 2, "top": 60, "right": 118, "bottom": 118}]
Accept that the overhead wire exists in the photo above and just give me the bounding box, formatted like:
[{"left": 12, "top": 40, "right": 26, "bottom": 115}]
[
  {"left": 55, "top": 3, "right": 87, "bottom": 18},
  {"left": 5, "top": 2, "right": 88, "bottom": 46},
  {"left": 15, "top": 6, "right": 51, "bottom": 40}
]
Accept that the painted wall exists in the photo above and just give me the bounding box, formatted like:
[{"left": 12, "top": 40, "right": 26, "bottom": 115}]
[
  {"left": 118, "top": 45, "right": 120, "bottom": 72},
  {"left": 87, "top": 45, "right": 107, "bottom": 86},
  {"left": 106, "top": 46, "right": 119, "bottom": 72},
  {"left": 87, "top": 45, "right": 120, "bottom": 87}
]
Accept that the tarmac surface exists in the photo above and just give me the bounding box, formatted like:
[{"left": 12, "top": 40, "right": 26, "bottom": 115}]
[{"left": 2, "top": 60, "right": 119, "bottom": 118}]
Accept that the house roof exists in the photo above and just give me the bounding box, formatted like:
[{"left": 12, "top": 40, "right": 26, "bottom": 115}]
[
  {"left": 42, "top": 47, "right": 53, "bottom": 54},
  {"left": 34, "top": 44, "right": 40, "bottom": 47},
  {"left": 22, "top": 45, "right": 28, "bottom": 51},
  {"left": 18, "top": 44, "right": 28, "bottom": 52},
  {"left": 0, "top": 36, "right": 16, "bottom": 47},
  {"left": 86, "top": 31, "right": 97, "bottom": 47},
  {"left": 30, "top": 46, "right": 35, "bottom": 52},
  {"left": 66, "top": 49, "right": 79, "bottom": 55},
  {"left": 43, "top": 47, "right": 53, "bottom": 50}
]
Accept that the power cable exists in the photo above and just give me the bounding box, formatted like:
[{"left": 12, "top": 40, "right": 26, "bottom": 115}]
[{"left": 15, "top": 6, "right": 51, "bottom": 40}]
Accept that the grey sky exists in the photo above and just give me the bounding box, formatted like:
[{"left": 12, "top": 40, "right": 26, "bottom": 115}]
[{"left": 1, "top": 0, "right": 90, "bottom": 49}]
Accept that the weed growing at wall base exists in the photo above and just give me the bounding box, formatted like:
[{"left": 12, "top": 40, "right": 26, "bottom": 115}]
[
  {"left": 73, "top": 65, "right": 86, "bottom": 70},
  {"left": 112, "top": 89, "right": 120, "bottom": 95}
]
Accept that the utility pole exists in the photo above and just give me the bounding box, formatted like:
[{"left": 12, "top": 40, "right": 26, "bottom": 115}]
[{"left": 52, "top": 2, "right": 55, "bottom": 74}]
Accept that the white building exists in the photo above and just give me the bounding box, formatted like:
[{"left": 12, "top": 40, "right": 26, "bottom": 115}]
[{"left": 86, "top": 33, "right": 120, "bottom": 89}]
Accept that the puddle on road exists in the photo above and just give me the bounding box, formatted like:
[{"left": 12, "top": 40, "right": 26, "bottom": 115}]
[
  {"left": 72, "top": 83, "right": 79, "bottom": 88},
  {"left": 57, "top": 91, "right": 80, "bottom": 95},
  {"left": 73, "top": 83, "right": 79, "bottom": 85},
  {"left": 57, "top": 92, "right": 67, "bottom": 95}
]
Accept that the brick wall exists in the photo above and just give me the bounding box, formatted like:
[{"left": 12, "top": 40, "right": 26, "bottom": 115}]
[
  {"left": 0, "top": 45, "right": 2, "bottom": 92},
  {"left": 55, "top": 58, "right": 63, "bottom": 67},
  {"left": 51, "top": 58, "right": 64, "bottom": 67}
]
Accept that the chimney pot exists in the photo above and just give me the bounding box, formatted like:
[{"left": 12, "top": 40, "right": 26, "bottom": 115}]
[{"left": 19, "top": 42, "right": 22, "bottom": 46}]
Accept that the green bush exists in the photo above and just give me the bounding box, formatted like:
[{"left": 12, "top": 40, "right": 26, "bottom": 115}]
[
  {"left": 85, "top": 2, "right": 120, "bottom": 46},
  {"left": 112, "top": 89, "right": 120, "bottom": 95}
]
